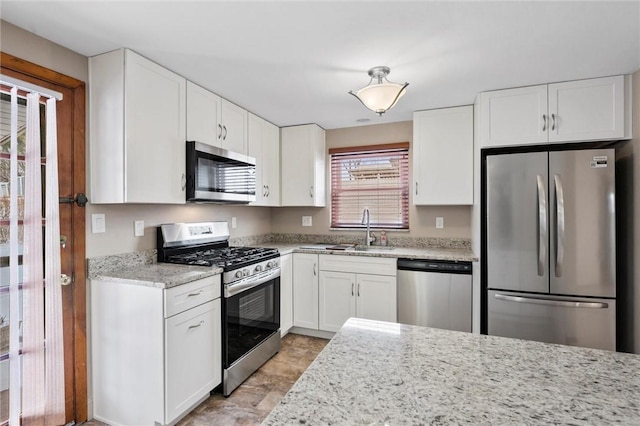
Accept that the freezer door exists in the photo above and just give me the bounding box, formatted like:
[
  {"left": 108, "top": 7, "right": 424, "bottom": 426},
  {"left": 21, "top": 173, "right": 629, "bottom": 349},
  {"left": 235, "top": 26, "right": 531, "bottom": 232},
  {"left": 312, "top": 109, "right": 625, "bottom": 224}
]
[
  {"left": 486, "top": 152, "right": 549, "bottom": 293},
  {"left": 549, "top": 149, "right": 615, "bottom": 297},
  {"left": 488, "top": 290, "right": 615, "bottom": 351}
]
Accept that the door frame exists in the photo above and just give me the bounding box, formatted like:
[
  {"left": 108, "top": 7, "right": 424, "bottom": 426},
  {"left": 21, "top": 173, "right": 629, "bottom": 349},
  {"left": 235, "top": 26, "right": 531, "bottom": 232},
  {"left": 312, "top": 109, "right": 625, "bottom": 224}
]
[{"left": 1, "top": 51, "right": 87, "bottom": 423}]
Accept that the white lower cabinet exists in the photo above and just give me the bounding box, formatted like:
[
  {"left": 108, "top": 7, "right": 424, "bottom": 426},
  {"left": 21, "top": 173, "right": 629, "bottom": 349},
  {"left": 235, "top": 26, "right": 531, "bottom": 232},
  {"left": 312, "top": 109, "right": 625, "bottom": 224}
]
[
  {"left": 165, "top": 299, "right": 221, "bottom": 423},
  {"left": 280, "top": 253, "right": 293, "bottom": 336},
  {"left": 318, "top": 256, "right": 397, "bottom": 332},
  {"left": 92, "top": 275, "right": 222, "bottom": 426},
  {"left": 292, "top": 253, "right": 319, "bottom": 329}
]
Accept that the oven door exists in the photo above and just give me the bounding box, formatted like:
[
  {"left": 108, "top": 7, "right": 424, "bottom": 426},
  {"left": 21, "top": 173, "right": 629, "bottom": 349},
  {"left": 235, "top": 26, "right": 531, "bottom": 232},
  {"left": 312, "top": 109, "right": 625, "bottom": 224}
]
[{"left": 223, "top": 277, "right": 280, "bottom": 368}]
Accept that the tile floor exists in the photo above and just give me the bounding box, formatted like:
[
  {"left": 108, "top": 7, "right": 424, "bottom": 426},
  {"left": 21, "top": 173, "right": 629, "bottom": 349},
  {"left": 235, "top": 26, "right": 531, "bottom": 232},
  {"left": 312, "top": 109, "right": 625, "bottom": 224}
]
[{"left": 83, "top": 333, "right": 328, "bottom": 426}]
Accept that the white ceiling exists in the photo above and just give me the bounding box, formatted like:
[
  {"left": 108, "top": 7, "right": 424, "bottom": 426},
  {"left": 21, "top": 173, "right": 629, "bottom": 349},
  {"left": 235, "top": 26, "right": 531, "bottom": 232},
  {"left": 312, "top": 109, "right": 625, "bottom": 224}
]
[{"left": 2, "top": 1, "right": 639, "bottom": 130}]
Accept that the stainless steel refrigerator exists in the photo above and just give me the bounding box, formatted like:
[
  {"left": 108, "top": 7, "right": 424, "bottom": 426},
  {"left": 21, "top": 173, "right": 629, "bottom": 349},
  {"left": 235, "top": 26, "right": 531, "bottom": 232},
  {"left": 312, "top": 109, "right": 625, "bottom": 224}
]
[{"left": 484, "top": 147, "right": 616, "bottom": 351}]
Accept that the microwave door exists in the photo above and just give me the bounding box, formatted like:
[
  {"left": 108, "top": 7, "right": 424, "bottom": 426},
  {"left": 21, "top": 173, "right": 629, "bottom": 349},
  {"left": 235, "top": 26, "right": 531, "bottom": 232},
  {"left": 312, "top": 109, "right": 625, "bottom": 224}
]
[{"left": 486, "top": 151, "right": 549, "bottom": 294}]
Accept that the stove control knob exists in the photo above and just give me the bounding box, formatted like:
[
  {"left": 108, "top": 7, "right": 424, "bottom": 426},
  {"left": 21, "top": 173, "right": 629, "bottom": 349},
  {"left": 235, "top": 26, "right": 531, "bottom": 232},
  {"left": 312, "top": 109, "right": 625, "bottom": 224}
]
[
  {"left": 243, "top": 269, "right": 249, "bottom": 277},
  {"left": 254, "top": 265, "right": 263, "bottom": 273},
  {"left": 266, "top": 261, "right": 274, "bottom": 269},
  {"left": 235, "top": 270, "right": 243, "bottom": 279}
]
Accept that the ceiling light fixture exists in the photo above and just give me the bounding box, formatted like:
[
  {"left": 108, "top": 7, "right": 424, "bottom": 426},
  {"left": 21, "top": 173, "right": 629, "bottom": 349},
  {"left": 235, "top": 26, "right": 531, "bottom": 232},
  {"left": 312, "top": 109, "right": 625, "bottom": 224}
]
[{"left": 349, "top": 66, "right": 408, "bottom": 116}]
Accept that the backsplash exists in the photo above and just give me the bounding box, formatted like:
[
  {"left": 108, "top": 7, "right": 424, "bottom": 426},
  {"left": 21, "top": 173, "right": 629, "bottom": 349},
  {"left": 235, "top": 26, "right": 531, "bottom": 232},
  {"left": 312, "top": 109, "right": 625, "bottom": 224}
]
[{"left": 231, "top": 233, "right": 471, "bottom": 250}]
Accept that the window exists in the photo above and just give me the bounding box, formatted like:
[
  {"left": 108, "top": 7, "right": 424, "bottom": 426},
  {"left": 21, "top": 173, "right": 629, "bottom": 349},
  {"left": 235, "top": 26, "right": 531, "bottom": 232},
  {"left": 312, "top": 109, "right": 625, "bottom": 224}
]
[{"left": 330, "top": 142, "right": 409, "bottom": 229}]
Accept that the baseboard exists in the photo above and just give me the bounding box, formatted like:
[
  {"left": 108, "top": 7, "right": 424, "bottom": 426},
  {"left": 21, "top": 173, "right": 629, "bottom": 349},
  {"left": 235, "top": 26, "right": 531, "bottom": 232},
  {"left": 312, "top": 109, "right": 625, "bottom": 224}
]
[{"left": 289, "top": 327, "right": 335, "bottom": 340}]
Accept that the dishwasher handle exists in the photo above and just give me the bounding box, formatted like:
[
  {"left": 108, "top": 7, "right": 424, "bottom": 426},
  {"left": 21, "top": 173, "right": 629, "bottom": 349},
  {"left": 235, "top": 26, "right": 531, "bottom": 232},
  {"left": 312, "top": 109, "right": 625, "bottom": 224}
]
[{"left": 397, "top": 258, "right": 472, "bottom": 275}]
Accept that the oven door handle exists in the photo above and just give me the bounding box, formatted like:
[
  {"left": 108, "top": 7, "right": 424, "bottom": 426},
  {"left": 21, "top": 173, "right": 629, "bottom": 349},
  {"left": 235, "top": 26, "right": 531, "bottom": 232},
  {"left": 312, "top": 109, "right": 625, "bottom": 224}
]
[{"left": 225, "top": 270, "right": 279, "bottom": 298}]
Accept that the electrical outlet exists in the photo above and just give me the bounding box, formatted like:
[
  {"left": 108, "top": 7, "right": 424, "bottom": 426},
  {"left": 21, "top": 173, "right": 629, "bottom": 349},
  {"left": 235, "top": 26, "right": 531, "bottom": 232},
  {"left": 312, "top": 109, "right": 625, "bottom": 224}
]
[
  {"left": 92, "top": 213, "right": 106, "bottom": 234},
  {"left": 302, "top": 216, "right": 312, "bottom": 227},
  {"left": 231, "top": 217, "right": 237, "bottom": 229},
  {"left": 436, "top": 217, "right": 444, "bottom": 229},
  {"left": 134, "top": 220, "right": 144, "bottom": 237}
]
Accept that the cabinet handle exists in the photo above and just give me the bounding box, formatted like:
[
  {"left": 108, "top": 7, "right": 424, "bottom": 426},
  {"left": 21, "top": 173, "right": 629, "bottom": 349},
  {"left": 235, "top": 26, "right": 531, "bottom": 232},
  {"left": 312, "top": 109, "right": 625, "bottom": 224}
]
[
  {"left": 351, "top": 282, "right": 354, "bottom": 296},
  {"left": 266, "top": 185, "right": 270, "bottom": 197},
  {"left": 357, "top": 283, "right": 360, "bottom": 297},
  {"left": 181, "top": 173, "right": 186, "bottom": 191},
  {"left": 310, "top": 186, "right": 313, "bottom": 198},
  {"left": 542, "top": 114, "right": 548, "bottom": 132},
  {"left": 188, "top": 320, "right": 205, "bottom": 330},
  {"left": 313, "top": 263, "right": 316, "bottom": 276},
  {"left": 551, "top": 114, "right": 557, "bottom": 131},
  {"left": 187, "top": 290, "right": 204, "bottom": 297},
  {"left": 223, "top": 125, "right": 228, "bottom": 140},
  {"left": 415, "top": 182, "right": 418, "bottom": 196},
  {"left": 218, "top": 124, "right": 223, "bottom": 139}
]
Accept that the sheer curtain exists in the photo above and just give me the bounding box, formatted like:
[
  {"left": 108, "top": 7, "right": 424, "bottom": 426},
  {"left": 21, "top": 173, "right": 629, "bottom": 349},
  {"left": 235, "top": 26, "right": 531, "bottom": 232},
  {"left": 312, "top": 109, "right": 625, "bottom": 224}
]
[{"left": 2, "top": 76, "right": 64, "bottom": 426}]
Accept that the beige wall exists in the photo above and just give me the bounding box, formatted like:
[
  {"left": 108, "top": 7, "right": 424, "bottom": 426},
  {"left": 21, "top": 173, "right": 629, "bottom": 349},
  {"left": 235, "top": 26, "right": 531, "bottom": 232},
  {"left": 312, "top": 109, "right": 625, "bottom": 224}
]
[
  {"left": 1, "top": 20, "right": 273, "bottom": 258},
  {"left": 272, "top": 121, "right": 472, "bottom": 239}
]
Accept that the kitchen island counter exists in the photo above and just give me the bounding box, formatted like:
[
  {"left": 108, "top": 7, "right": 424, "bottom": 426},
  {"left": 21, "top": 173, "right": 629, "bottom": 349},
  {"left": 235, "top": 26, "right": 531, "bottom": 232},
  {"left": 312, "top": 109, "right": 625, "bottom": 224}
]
[{"left": 263, "top": 318, "right": 640, "bottom": 425}]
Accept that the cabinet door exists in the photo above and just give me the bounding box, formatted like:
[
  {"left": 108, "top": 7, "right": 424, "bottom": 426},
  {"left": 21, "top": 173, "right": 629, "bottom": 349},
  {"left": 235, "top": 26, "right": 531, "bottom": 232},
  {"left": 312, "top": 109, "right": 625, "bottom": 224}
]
[
  {"left": 125, "top": 50, "right": 187, "bottom": 203},
  {"left": 356, "top": 274, "right": 397, "bottom": 323},
  {"left": 310, "top": 124, "right": 326, "bottom": 207},
  {"left": 548, "top": 76, "right": 625, "bottom": 143},
  {"left": 248, "top": 113, "right": 266, "bottom": 205},
  {"left": 165, "top": 299, "right": 221, "bottom": 424},
  {"left": 220, "top": 99, "right": 248, "bottom": 155},
  {"left": 186, "top": 81, "right": 221, "bottom": 147},
  {"left": 281, "top": 125, "right": 313, "bottom": 206},
  {"left": 292, "top": 253, "right": 319, "bottom": 329},
  {"left": 319, "top": 271, "right": 356, "bottom": 332},
  {"left": 263, "top": 121, "right": 281, "bottom": 206},
  {"left": 413, "top": 106, "right": 473, "bottom": 205},
  {"left": 478, "top": 85, "right": 548, "bottom": 147},
  {"left": 280, "top": 253, "right": 293, "bottom": 336}
]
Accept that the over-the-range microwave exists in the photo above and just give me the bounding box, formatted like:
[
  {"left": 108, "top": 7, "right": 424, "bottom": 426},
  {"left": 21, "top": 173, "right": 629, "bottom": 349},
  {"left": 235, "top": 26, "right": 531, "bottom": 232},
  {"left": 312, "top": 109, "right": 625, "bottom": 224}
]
[{"left": 186, "top": 141, "right": 256, "bottom": 203}]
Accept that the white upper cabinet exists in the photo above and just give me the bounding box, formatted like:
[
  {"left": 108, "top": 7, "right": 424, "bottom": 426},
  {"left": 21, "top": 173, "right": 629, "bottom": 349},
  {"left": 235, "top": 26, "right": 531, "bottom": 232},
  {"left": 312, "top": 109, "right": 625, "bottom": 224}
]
[
  {"left": 548, "top": 76, "right": 626, "bottom": 143},
  {"left": 280, "top": 124, "right": 326, "bottom": 207},
  {"left": 477, "top": 75, "right": 630, "bottom": 148},
  {"left": 248, "top": 113, "right": 280, "bottom": 206},
  {"left": 221, "top": 99, "right": 248, "bottom": 155},
  {"left": 478, "top": 85, "right": 548, "bottom": 147},
  {"left": 413, "top": 105, "right": 474, "bottom": 205},
  {"left": 186, "top": 83, "right": 248, "bottom": 154},
  {"left": 186, "top": 81, "right": 221, "bottom": 146},
  {"left": 89, "top": 48, "right": 186, "bottom": 204}
]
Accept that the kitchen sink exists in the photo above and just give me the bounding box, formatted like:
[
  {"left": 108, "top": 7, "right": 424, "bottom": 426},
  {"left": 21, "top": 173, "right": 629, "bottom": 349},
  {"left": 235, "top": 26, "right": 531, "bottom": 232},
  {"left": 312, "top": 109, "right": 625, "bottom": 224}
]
[{"left": 352, "top": 245, "right": 395, "bottom": 251}]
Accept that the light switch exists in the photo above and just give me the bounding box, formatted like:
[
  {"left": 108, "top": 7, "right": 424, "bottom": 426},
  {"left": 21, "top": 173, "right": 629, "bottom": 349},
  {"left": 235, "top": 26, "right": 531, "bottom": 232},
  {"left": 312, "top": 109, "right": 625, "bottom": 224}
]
[
  {"left": 302, "top": 216, "right": 312, "bottom": 227},
  {"left": 134, "top": 220, "right": 144, "bottom": 237},
  {"left": 436, "top": 217, "right": 444, "bottom": 229},
  {"left": 92, "top": 213, "right": 106, "bottom": 234}
]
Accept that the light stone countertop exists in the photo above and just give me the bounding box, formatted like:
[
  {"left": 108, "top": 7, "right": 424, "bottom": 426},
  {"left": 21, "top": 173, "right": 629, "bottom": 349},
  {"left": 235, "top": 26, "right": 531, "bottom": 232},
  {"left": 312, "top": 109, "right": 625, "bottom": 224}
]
[
  {"left": 91, "top": 263, "right": 222, "bottom": 289},
  {"left": 257, "top": 243, "right": 478, "bottom": 262},
  {"left": 263, "top": 318, "right": 640, "bottom": 425}
]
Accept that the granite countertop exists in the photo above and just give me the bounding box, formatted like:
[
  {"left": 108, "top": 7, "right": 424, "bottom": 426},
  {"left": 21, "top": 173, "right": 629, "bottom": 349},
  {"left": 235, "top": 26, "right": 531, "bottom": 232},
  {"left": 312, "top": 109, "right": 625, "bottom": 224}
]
[
  {"left": 263, "top": 318, "right": 640, "bottom": 425},
  {"left": 91, "top": 263, "right": 222, "bottom": 289},
  {"left": 258, "top": 243, "right": 478, "bottom": 262}
]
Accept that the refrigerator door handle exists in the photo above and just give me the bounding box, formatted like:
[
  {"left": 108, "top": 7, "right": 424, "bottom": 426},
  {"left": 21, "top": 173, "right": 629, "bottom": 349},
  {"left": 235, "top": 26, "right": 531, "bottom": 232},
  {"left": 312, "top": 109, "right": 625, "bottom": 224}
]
[
  {"left": 536, "top": 175, "right": 547, "bottom": 276},
  {"left": 554, "top": 174, "right": 565, "bottom": 277},
  {"left": 494, "top": 293, "right": 608, "bottom": 309}
]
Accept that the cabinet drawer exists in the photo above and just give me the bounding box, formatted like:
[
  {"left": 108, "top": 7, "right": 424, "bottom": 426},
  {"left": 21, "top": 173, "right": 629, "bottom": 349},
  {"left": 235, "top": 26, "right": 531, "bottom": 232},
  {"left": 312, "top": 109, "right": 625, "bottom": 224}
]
[
  {"left": 164, "top": 275, "right": 221, "bottom": 318},
  {"left": 319, "top": 255, "right": 396, "bottom": 276}
]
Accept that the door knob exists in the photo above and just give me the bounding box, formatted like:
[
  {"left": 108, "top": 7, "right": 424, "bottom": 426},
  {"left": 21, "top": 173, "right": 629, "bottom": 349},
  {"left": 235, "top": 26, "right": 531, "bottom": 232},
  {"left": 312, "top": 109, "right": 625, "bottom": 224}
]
[{"left": 60, "top": 274, "right": 73, "bottom": 286}]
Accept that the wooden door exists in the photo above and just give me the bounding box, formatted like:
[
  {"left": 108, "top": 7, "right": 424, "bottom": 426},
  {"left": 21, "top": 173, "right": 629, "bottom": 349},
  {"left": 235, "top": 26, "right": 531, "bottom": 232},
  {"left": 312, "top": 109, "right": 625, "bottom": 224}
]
[{"left": 1, "top": 52, "right": 87, "bottom": 423}]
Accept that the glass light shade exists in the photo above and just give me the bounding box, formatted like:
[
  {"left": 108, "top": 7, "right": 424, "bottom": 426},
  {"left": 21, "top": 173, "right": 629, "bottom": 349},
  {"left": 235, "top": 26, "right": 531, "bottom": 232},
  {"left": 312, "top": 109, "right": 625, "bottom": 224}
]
[{"left": 351, "top": 82, "right": 408, "bottom": 115}]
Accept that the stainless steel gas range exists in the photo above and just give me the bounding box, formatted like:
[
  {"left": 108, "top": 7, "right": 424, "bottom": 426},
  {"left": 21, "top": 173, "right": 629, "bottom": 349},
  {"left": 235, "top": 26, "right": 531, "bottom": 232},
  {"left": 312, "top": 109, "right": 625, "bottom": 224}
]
[{"left": 157, "top": 221, "right": 281, "bottom": 396}]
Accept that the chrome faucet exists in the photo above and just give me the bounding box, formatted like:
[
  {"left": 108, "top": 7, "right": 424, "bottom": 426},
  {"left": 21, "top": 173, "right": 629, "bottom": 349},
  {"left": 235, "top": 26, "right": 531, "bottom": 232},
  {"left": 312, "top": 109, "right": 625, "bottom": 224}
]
[{"left": 361, "top": 208, "right": 375, "bottom": 246}]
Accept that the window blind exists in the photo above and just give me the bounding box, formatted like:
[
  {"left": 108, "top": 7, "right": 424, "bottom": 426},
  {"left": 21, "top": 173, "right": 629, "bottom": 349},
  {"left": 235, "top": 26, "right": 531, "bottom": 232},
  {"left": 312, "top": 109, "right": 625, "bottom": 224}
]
[{"left": 329, "top": 143, "right": 409, "bottom": 229}]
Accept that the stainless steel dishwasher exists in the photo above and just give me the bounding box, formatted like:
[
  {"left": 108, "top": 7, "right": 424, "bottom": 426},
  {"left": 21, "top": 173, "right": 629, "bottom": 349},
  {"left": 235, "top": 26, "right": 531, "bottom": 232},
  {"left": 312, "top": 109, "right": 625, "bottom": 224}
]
[{"left": 397, "top": 258, "right": 472, "bottom": 332}]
